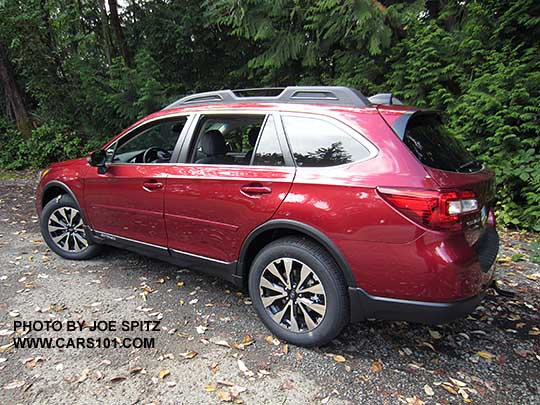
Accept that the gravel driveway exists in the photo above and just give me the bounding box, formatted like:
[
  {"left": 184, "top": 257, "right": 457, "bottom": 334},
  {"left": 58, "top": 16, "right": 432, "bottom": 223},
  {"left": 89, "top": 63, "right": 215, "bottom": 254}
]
[{"left": 0, "top": 175, "right": 539, "bottom": 404}]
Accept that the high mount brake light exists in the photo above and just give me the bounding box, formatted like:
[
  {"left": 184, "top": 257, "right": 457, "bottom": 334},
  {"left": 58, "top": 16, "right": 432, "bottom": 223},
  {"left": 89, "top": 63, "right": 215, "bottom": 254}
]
[{"left": 377, "top": 187, "right": 479, "bottom": 231}]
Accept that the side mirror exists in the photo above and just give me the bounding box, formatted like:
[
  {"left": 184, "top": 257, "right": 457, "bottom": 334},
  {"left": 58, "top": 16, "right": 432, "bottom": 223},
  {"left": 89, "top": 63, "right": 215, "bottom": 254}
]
[{"left": 88, "top": 150, "right": 107, "bottom": 174}]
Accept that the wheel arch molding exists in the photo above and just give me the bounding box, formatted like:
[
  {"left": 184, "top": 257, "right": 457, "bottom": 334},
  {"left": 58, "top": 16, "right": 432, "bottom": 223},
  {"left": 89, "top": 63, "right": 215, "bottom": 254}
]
[
  {"left": 237, "top": 219, "right": 357, "bottom": 288},
  {"left": 41, "top": 180, "right": 87, "bottom": 222}
]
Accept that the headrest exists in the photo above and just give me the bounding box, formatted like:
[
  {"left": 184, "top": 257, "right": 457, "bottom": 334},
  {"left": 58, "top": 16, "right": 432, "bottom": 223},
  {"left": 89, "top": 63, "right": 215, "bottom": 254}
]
[
  {"left": 200, "top": 130, "right": 227, "bottom": 156},
  {"left": 248, "top": 127, "right": 260, "bottom": 147}
]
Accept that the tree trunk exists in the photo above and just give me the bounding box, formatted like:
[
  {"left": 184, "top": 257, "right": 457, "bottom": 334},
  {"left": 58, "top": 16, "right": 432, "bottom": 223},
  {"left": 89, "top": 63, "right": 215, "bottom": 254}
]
[
  {"left": 0, "top": 43, "right": 32, "bottom": 138},
  {"left": 97, "top": 0, "right": 113, "bottom": 66},
  {"left": 108, "top": 0, "right": 132, "bottom": 67}
]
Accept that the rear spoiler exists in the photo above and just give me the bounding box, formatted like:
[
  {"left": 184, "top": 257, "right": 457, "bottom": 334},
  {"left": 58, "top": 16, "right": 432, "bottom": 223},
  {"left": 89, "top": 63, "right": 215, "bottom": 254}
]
[{"left": 378, "top": 109, "right": 442, "bottom": 140}]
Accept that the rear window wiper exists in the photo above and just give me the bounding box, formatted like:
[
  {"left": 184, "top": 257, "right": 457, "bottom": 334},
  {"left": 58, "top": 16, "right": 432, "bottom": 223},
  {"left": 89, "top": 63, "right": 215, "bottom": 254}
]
[{"left": 458, "top": 160, "right": 479, "bottom": 172}]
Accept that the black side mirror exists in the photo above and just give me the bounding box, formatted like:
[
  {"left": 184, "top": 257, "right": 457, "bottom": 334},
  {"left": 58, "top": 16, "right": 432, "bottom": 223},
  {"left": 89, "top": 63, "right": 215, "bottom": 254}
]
[{"left": 88, "top": 150, "right": 107, "bottom": 174}]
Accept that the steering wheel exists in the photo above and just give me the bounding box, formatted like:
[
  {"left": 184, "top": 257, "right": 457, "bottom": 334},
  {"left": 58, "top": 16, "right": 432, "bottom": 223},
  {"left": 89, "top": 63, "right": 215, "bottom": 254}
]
[{"left": 142, "top": 147, "right": 171, "bottom": 163}]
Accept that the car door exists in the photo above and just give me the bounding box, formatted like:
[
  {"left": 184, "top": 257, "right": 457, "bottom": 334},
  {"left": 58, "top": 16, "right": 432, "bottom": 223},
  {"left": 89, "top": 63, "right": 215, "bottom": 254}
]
[
  {"left": 164, "top": 112, "right": 296, "bottom": 263},
  {"left": 84, "top": 115, "right": 191, "bottom": 248}
]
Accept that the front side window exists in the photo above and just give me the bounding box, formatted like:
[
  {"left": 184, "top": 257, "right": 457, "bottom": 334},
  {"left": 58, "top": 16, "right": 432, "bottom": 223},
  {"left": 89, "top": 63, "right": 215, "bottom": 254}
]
[
  {"left": 190, "top": 114, "right": 266, "bottom": 165},
  {"left": 113, "top": 117, "right": 187, "bottom": 164},
  {"left": 282, "top": 115, "right": 371, "bottom": 167}
]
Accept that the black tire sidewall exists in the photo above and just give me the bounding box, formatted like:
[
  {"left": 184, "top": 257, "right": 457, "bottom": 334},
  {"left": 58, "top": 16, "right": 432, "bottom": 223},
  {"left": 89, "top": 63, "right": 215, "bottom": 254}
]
[
  {"left": 249, "top": 239, "right": 349, "bottom": 347},
  {"left": 40, "top": 194, "right": 100, "bottom": 260}
]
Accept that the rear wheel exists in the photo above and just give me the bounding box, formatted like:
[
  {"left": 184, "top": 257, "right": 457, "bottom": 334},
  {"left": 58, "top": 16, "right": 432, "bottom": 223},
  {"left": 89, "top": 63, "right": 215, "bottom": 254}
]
[
  {"left": 40, "top": 194, "right": 101, "bottom": 260},
  {"left": 249, "top": 236, "right": 349, "bottom": 346}
]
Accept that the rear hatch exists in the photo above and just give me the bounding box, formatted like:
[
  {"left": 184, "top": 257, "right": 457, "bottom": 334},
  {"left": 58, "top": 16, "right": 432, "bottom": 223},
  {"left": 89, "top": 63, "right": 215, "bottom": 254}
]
[{"left": 379, "top": 108, "right": 496, "bottom": 246}]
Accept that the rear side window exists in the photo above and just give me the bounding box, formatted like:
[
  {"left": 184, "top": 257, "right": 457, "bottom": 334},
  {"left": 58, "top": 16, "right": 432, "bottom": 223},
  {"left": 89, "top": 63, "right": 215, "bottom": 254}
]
[
  {"left": 402, "top": 113, "right": 482, "bottom": 173},
  {"left": 253, "top": 116, "right": 285, "bottom": 166},
  {"left": 282, "top": 115, "right": 371, "bottom": 167}
]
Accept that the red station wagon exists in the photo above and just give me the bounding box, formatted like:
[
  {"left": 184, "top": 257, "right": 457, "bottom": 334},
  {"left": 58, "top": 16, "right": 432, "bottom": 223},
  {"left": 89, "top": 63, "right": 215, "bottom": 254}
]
[{"left": 36, "top": 87, "right": 499, "bottom": 346}]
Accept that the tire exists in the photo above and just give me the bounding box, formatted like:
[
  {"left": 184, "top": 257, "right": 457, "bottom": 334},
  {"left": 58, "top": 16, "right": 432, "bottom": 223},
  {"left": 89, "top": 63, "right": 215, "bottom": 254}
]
[
  {"left": 249, "top": 236, "right": 349, "bottom": 347},
  {"left": 40, "top": 194, "right": 101, "bottom": 260}
]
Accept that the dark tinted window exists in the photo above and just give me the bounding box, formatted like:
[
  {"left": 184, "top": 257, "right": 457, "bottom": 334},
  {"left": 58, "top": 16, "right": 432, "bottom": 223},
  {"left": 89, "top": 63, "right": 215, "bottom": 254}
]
[
  {"left": 253, "top": 116, "right": 284, "bottom": 166},
  {"left": 403, "top": 113, "right": 481, "bottom": 173},
  {"left": 282, "top": 116, "right": 370, "bottom": 167},
  {"left": 190, "top": 115, "right": 265, "bottom": 165}
]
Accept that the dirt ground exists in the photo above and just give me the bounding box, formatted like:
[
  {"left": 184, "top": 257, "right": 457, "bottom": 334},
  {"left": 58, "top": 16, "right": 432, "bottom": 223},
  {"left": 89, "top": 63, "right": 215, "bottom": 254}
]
[{"left": 0, "top": 174, "right": 539, "bottom": 404}]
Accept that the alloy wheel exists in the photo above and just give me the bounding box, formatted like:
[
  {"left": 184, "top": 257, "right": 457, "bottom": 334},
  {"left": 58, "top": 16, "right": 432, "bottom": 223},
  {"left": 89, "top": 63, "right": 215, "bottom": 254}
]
[
  {"left": 258, "top": 258, "right": 327, "bottom": 332},
  {"left": 47, "top": 207, "right": 89, "bottom": 253}
]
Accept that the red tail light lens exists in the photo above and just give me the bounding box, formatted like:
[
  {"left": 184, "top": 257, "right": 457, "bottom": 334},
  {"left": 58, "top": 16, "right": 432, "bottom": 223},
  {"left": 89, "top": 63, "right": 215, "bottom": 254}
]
[{"left": 377, "top": 187, "right": 479, "bottom": 231}]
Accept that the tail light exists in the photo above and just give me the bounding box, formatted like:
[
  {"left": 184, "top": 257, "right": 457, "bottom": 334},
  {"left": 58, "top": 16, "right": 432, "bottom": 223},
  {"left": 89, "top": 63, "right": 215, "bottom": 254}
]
[{"left": 377, "top": 187, "right": 480, "bottom": 231}]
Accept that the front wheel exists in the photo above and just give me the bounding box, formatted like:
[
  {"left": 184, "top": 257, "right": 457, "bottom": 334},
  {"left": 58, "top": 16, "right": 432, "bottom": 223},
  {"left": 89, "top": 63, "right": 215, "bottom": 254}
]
[
  {"left": 249, "top": 236, "right": 349, "bottom": 347},
  {"left": 40, "top": 194, "right": 101, "bottom": 260}
]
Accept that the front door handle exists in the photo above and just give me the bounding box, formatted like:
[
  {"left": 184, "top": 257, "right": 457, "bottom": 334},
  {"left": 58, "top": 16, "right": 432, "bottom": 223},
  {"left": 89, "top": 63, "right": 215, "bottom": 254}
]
[
  {"left": 241, "top": 183, "right": 272, "bottom": 195},
  {"left": 143, "top": 181, "right": 163, "bottom": 191}
]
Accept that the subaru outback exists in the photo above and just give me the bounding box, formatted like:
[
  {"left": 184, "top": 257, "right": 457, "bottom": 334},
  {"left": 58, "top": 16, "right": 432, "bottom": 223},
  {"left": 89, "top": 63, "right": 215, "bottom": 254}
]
[{"left": 36, "top": 86, "right": 499, "bottom": 346}]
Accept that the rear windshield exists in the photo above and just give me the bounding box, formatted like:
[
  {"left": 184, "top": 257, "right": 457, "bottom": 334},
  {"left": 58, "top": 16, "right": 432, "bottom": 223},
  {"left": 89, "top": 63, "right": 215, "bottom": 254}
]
[{"left": 402, "top": 113, "right": 482, "bottom": 173}]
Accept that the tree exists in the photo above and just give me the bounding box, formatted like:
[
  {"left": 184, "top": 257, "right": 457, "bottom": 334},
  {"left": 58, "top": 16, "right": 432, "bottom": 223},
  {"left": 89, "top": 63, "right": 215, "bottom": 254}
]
[
  {"left": 108, "top": 0, "right": 131, "bottom": 67},
  {"left": 0, "top": 42, "right": 31, "bottom": 138}
]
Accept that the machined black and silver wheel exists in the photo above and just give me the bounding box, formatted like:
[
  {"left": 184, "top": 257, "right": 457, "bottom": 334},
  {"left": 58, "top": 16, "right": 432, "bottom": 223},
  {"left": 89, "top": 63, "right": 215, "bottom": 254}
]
[
  {"left": 40, "top": 194, "right": 101, "bottom": 260},
  {"left": 249, "top": 236, "right": 349, "bottom": 347},
  {"left": 47, "top": 207, "right": 89, "bottom": 253},
  {"left": 259, "top": 258, "right": 327, "bottom": 332}
]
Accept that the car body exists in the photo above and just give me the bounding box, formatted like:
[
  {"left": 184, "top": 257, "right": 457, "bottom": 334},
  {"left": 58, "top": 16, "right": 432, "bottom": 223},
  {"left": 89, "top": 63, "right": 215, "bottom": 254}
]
[{"left": 36, "top": 86, "right": 499, "bottom": 346}]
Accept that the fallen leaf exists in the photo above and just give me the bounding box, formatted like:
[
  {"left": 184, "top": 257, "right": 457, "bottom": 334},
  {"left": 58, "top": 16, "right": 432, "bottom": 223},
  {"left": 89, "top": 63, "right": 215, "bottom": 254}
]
[
  {"left": 217, "top": 391, "right": 232, "bottom": 402},
  {"left": 217, "top": 379, "right": 235, "bottom": 387},
  {"left": 177, "top": 281, "right": 185, "bottom": 287},
  {"left": 180, "top": 351, "right": 198, "bottom": 359},
  {"left": 424, "top": 384, "right": 434, "bottom": 396},
  {"left": 265, "top": 335, "right": 280, "bottom": 346},
  {"left": 237, "top": 359, "right": 249, "bottom": 373},
  {"left": 449, "top": 377, "right": 467, "bottom": 387},
  {"left": 205, "top": 384, "right": 217, "bottom": 392},
  {"left": 333, "top": 355, "right": 346, "bottom": 363},
  {"left": 24, "top": 356, "right": 45, "bottom": 369},
  {"left": 212, "top": 339, "right": 231, "bottom": 348},
  {"left": 282, "top": 344, "right": 289, "bottom": 355},
  {"left": 129, "top": 366, "right": 143, "bottom": 374},
  {"left": 76, "top": 369, "right": 90, "bottom": 383},
  {"left": 230, "top": 385, "right": 247, "bottom": 397},
  {"left": 406, "top": 396, "right": 424, "bottom": 405},
  {"left": 159, "top": 369, "right": 170, "bottom": 379},
  {"left": 110, "top": 375, "right": 127, "bottom": 383},
  {"left": 371, "top": 360, "right": 383, "bottom": 372},
  {"left": 429, "top": 329, "right": 442, "bottom": 339},
  {"left": 442, "top": 383, "right": 458, "bottom": 395},
  {"left": 477, "top": 351, "right": 494, "bottom": 360},
  {"left": 209, "top": 362, "right": 219, "bottom": 374},
  {"left": 3, "top": 380, "right": 25, "bottom": 390}
]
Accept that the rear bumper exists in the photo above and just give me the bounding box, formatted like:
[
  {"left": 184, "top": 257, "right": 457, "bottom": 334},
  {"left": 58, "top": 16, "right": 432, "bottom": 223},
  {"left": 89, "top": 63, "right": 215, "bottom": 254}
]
[{"left": 349, "top": 287, "right": 485, "bottom": 324}]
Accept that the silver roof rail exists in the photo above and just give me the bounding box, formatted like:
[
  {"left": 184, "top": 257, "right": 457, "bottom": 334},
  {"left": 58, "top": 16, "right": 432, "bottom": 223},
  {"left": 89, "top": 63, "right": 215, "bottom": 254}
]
[{"left": 164, "top": 86, "right": 372, "bottom": 109}]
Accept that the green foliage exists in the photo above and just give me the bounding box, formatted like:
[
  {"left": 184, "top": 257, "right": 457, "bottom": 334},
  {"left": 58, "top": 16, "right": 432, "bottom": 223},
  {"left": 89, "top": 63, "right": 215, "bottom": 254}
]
[
  {"left": 0, "top": 0, "right": 539, "bottom": 230},
  {"left": 0, "top": 124, "right": 86, "bottom": 170}
]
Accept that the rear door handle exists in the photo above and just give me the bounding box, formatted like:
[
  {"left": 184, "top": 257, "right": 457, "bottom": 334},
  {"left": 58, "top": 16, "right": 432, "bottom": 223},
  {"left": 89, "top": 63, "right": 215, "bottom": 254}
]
[
  {"left": 241, "top": 184, "right": 272, "bottom": 195},
  {"left": 143, "top": 181, "right": 163, "bottom": 191}
]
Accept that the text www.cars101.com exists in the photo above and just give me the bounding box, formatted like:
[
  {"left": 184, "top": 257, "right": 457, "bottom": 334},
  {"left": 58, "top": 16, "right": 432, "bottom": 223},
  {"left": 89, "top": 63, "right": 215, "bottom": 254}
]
[{"left": 13, "top": 336, "right": 155, "bottom": 349}]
